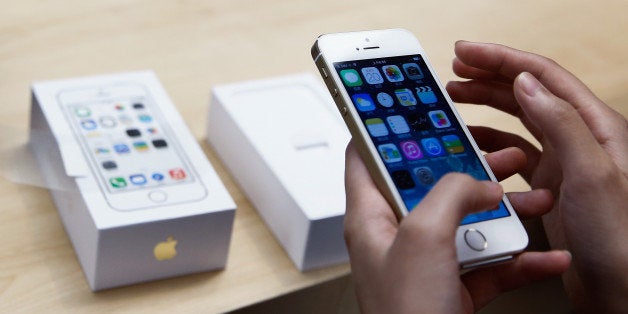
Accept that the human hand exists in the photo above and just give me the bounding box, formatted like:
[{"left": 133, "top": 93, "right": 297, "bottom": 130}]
[
  {"left": 446, "top": 41, "right": 628, "bottom": 312},
  {"left": 344, "top": 142, "right": 571, "bottom": 313}
]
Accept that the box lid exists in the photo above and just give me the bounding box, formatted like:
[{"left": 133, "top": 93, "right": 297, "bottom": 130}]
[{"left": 212, "top": 73, "right": 350, "bottom": 220}]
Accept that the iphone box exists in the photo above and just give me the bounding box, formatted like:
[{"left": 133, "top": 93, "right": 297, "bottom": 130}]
[
  {"left": 207, "top": 73, "right": 350, "bottom": 271},
  {"left": 29, "top": 71, "right": 236, "bottom": 291}
]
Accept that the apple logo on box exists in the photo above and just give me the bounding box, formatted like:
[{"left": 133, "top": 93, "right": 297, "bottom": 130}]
[{"left": 153, "top": 236, "right": 178, "bottom": 261}]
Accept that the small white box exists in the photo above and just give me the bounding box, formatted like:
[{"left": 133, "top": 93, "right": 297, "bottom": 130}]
[
  {"left": 207, "top": 73, "right": 350, "bottom": 271},
  {"left": 30, "top": 71, "right": 236, "bottom": 291}
]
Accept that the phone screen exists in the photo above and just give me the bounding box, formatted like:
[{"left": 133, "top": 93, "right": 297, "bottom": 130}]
[
  {"left": 63, "top": 92, "right": 196, "bottom": 194},
  {"left": 334, "top": 54, "right": 510, "bottom": 224}
]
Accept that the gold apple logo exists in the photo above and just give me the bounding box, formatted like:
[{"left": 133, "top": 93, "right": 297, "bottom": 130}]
[{"left": 153, "top": 236, "right": 178, "bottom": 261}]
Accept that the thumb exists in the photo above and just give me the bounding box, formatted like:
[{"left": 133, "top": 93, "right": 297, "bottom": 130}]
[
  {"left": 513, "top": 72, "right": 606, "bottom": 175},
  {"left": 402, "top": 173, "right": 504, "bottom": 239}
]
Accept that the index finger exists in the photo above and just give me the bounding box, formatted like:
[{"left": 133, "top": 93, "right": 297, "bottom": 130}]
[{"left": 454, "top": 41, "right": 603, "bottom": 112}]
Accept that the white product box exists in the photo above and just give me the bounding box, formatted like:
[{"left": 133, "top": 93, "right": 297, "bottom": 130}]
[
  {"left": 30, "top": 71, "right": 236, "bottom": 291},
  {"left": 207, "top": 73, "right": 350, "bottom": 271}
]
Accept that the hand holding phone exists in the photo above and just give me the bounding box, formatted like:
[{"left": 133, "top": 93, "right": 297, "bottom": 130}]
[
  {"left": 344, "top": 140, "right": 571, "bottom": 312},
  {"left": 312, "top": 29, "right": 527, "bottom": 266}
]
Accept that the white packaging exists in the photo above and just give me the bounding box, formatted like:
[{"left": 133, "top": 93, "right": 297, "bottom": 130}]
[
  {"left": 207, "top": 73, "right": 350, "bottom": 271},
  {"left": 30, "top": 71, "right": 236, "bottom": 291}
]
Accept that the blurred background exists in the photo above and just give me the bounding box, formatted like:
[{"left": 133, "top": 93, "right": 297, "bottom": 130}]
[{"left": 1, "top": 0, "right": 626, "bottom": 312}]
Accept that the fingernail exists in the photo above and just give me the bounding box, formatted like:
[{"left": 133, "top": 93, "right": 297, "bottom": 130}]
[
  {"left": 486, "top": 181, "right": 503, "bottom": 197},
  {"left": 562, "top": 250, "right": 572, "bottom": 261},
  {"left": 455, "top": 40, "right": 473, "bottom": 48},
  {"left": 517, "top": 72, "right": 542, "bottom": 97}
]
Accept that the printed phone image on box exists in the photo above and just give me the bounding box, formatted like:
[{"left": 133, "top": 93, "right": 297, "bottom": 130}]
[{"left": 57, "top": 84, "right": 207, "bottom": 211}]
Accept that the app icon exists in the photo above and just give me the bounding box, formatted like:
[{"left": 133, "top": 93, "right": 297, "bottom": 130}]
[
  {"left": 361, "top": 67, "right": 384, "bottom": 84},
  {"left": 442, "top": 135, "right": 465, "bottom": 154},
  {"left": 86, "top": 131, "right": 102, "bottom": 138},
  {"left": 147, "top": 127, "right": 158, "bottom": 135},
  {"left": 428, "top": 110, "right": 451, "bottom": 128},
  {"left": 133, "top": 141, "right": 149, "bottom": 152},
  {"left": 74, "top": 107, "right": 91, "bottom": 117},
  {"left": 99, "top": 116, "right": 117, "bottom": 128},
  {"left": 340, "top": 69, "right": 363, "bottom": 87},
  {"left": 119, "top": 114, "right": 133, "bottom": 125},
  {"left": 386, "top": 115, "right": 410, "bottom": 134},
  {"left": 382, "top": 65, "right": 404, "bottom": 82},
  {"left": 365, "top": 118, "right": 389, "bottom": 137},
  {"left": 414, "top": 167, "right": 435, "bottom": 186},
  {"left": 133, "top": 103, "right": 145, "bottom": 110},
  {"left": 113, "top": 143, "right": 131, "bottom": 154},
  {"left": 129, "top": 174, "right": 147, "bottom": 185},
  {"left": 402, "top": 63, "right": 424, "bottom": 80},
  {"left": 101, "top": 160, "right": 117, "bottom": 170},
  {"left": 169, "top": 168, "right": 187, "bottom": 180},
  {"left": 394, "top": 88, "right": 417, "bottom": 106},
  {"left": 109, "top": 177, "right": 127, "bottom": 188},
  {"left": 80, "top": 119, "right": 97, "bottom": 130},
  {"left": 152, "top": 139, "right": 168, "bottom": 148},
  {"left": 138, "top": 114, "right": 152, "bottom": 123},
  {"left": 399, "top": 140, "right": 423, "bottom": 160},
  {"left": 416, "top": 86, "right": 437, "bottom": 104},
  {"left": 114, "top": 104, "right": 125, "bottom": 111},
  {"left": 421, "top": 137, "right": 446, "bottom": 157},
  {"left": 351, "top": 93, "right": 376, "bottom": 112},
  {"left": 378, "top": 143, "right": 402, "bottom": 163},
  {"left": 391, "top": 170, "right": 416, "bottom": 189},
  {"left": 95, "top": 147, "right": 110, "bottom": 154},
  {"left": 376, "top": 92, "right": 394, "bottom": 107},
  {"left": 126, "top": 128, "right": 141, "bottom": 137},
  {"left": 406, "top": 112, "right": 430, "bottom": 131},
  {"left": 152, "top": 172, "right": 165, "bottom": 181}
]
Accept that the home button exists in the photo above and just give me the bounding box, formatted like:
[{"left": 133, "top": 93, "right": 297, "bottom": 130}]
[
  {"left": 148, "top": 190, "right": 168, "bottom": 203},
  {"left": 464, "top": 229, "right": 488, "bottom": 251}
]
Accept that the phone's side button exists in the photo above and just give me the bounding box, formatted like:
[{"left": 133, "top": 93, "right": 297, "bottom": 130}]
[
  {"left": 320, "top": 67, "right": 329, "bottom": 79},
  {"left": 340, "top": 105, "right": 348, "bottom": 116},
  {"left": 148, "top": 190, "right": 168, "bottom": 203},
  {"left": 332, "top": 88, "right": 339, "bottom": 98},
  {"left": 464, "top": 229, "right": 487, "bottom": 251}
]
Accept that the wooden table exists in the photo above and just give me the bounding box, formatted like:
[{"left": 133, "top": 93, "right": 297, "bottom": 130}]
[{"left": 1, "top": 0, "right": 626, "bottom": 312}]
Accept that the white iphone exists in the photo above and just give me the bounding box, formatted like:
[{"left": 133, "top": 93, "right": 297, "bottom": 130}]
[
  {"left": 312, "top": 29, "right": 528, "bottom": 267},
  {"left": 57, "top": 84, "right": 207, "bottom": 211}
]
